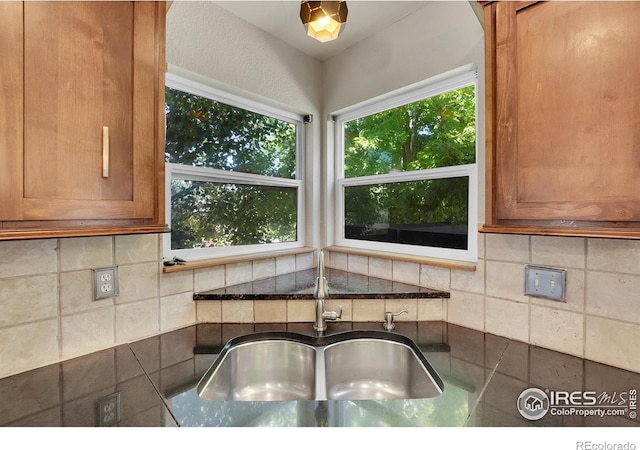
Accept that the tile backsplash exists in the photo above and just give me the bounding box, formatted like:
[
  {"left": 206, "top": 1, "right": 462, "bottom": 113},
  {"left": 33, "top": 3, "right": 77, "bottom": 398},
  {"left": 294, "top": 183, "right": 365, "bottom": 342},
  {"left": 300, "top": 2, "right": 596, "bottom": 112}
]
[
  {"left": 0, "top": 235, "right": 315, "bottom": 379},
  {"left": 0, "top": 232, "right": 639, "bottom": 379},
  {"left": 324, "top": 234, "right": 640, "bottom": 374},
  {"left": 445, "top": 234, "right": 640, "bottom": 374}
]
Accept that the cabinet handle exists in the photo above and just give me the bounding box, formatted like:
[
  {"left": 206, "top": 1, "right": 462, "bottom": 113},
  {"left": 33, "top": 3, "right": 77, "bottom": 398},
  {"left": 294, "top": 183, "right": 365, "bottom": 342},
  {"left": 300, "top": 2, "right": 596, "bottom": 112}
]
[{"left": 102, "top": 126, "right": 109, "bottom": 178}]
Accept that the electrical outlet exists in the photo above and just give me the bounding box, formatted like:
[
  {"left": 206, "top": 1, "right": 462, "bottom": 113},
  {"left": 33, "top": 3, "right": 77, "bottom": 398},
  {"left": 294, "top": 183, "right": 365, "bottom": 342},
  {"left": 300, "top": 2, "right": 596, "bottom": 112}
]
[
  {"left": 524, "top": 265, "right": 567, "bottom": 302},
  {"left": 96, "top": 392, "right": 121, "bottom": 427},
  {"left": 93, "top": 266, "right": 119, "bottom": 300}
]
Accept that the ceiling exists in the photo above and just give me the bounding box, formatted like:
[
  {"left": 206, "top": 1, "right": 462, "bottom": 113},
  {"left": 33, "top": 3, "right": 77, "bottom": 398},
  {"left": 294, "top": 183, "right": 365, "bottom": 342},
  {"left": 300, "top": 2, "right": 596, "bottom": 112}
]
[{"left": 212, "top": 1, "right": 433, "bottom": 61}]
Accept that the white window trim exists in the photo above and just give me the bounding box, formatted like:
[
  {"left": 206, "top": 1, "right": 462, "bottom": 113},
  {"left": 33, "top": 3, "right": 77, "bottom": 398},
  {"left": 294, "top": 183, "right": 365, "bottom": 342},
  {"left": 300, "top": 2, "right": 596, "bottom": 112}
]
[
  {"left": 333, "top": 68, "right": 478, "bottom": 262},
  {"left": 166, "top": 73, "right": 303, "bottom": 125},
  {"left": 163, "top": 74, "right": 306, "bottom": 261}
]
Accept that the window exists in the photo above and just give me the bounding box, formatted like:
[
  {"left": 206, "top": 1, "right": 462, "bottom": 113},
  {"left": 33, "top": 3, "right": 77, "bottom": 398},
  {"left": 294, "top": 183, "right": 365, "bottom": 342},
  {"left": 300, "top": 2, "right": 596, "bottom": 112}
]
[
  {"left": 335, "top": 70, "right": 478, "bottom": 262},
  {"left": 164, "top": 74, "right": 304, "bottom": 260}
]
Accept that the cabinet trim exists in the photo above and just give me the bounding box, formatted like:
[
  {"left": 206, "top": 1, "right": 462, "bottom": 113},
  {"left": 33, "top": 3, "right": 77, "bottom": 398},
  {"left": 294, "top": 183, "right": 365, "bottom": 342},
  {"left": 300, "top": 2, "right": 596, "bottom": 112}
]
[
  {"left": 480, "top": 224, "right": 640, "bottom": 240},
  {"left": 0, "top": 224, "right": 170, "bottom": 241}
]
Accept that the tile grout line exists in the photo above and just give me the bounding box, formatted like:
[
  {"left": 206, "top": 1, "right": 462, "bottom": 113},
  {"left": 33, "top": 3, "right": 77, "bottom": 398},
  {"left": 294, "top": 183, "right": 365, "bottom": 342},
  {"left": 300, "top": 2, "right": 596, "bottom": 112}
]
[
  {"left": 583, "top": 238, "right": 588, "bottom": 360},
  {"left": 56, "top": 238, "right": 63, "bottom": 363}
]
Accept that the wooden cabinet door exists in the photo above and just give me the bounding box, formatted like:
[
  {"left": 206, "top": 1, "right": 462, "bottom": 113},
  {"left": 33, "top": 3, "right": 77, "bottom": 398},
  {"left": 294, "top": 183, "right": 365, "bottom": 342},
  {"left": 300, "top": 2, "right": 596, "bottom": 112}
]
[
  {"left": 24, "top": 1, "right": 135, "bottom": 211},
  {"left": 0, "top": 1, "right": 164, "bottom": 230},
  {"left": 492, "top": 1, "right": 640, "bottom": 225}
]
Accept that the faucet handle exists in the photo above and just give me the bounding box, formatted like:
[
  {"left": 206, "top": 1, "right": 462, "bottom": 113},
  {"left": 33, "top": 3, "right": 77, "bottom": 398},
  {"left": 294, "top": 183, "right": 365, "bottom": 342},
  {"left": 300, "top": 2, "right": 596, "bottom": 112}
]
[{"left": 324, "top": 305, "right": 342, "bottom": 321}]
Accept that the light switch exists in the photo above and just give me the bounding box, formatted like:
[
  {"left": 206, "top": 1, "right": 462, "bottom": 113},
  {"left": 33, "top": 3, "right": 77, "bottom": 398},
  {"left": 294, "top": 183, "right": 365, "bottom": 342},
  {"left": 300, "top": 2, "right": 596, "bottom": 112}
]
[{"left": 524, "top": 265, "right": 567, "bottom": 302}]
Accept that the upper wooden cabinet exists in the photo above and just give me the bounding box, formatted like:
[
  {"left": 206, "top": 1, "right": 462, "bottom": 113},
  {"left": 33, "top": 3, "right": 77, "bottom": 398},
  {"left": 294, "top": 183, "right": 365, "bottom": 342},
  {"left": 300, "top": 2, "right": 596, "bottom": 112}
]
[
  {"left": 0, "top": 1, "right": 168, "bottom": 239},
  {"left": 482, "top": 1, "right": 640, "bottom": 238}
]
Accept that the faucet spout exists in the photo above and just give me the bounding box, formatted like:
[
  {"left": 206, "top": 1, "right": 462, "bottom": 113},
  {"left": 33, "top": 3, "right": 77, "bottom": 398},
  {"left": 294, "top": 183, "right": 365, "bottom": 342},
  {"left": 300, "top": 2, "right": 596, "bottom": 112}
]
[
  {"left": 314, "top": 250, "right": 329, "bottom": 300},
  {"left": 313, "top": 250, "right": 341, "bottom": 334}
]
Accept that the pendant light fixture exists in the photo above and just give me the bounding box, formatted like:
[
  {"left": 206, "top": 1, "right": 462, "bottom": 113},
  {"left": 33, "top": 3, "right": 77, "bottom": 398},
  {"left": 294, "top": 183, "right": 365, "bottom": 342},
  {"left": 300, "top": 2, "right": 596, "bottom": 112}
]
[{"left": 300, "top": 1, "right": 348, "bottom": 43}]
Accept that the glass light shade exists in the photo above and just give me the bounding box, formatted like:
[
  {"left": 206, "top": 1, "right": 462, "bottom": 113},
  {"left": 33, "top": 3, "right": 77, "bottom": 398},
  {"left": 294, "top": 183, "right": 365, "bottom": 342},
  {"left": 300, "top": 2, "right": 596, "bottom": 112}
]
[{"left": 300, "top": 1, "right": 348, "bottom": 43}]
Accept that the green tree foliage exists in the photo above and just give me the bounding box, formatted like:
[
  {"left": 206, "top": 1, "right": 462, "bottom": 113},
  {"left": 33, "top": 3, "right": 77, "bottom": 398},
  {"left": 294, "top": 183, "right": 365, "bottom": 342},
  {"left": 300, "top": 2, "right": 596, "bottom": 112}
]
[
  {"left": 344, "top": 85, "right": 476, "bottom": 176},
  {"left": 343, "top": 85, "right": 475, "bottom": 234},
  {"left": 165, "top": 88, "right": 298, "bottom": 249},
  {"left": 165, "top": 88, "right": 296, "bottom": 177}
]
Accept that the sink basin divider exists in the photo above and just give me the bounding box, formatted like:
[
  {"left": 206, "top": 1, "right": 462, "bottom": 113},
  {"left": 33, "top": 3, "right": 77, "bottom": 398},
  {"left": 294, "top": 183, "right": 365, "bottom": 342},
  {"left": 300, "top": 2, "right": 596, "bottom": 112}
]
[{"left": 314, "top": 347, "right": 328, "bottom": 401}]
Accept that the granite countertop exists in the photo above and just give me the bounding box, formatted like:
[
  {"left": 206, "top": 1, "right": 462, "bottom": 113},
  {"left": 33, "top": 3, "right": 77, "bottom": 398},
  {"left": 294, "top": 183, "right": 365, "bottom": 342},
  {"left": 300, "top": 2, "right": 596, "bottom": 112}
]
[
  {"left": 2, "top": 320, "right": 639, "bottom": 428},
  {"left": 194, "top": 268, "right": 449, "bottom": 300}
]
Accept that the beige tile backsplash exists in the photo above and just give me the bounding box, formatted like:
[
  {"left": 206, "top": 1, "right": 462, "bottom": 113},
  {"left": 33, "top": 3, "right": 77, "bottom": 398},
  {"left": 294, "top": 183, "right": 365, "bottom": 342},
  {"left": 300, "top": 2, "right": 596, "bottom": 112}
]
[
  {"left": 587, "top": 239, "right": 640, "bottom": 274},
  {"left": 448, "top": 291, "right": 485, "bottom": 331},
  {"left": 485, "top": 261, "right": 529, "bottom": 303},
  {"left": 116, "top": 299, "right": 160, "bottom": 343},
  {"left": 254, "top": 299, "right": 286, "bottom": 323},
  {"left": 347, "top": 254, "right": 369, "bottom": 275},
  {"left": 0, "top": 274, "right": 58, "bottom": 327},
  {"left": 59, "top": 236, "right": 113, "bottom": 271},
  {"left": 529, "top": 305, "right": 584, "bottom": 357},
  {"left": 485, "top": 233, "right": 529, "bottom": 263},
  {"left": 485, "top": 297, "right": 529, "bottom": 342},
  {"left": 252, "top": 258, "right": 276, "bottom": 280},
  {"left": 160, "top": 292, "right": 196, "bottom": 331},
  {"left": 275, "top": 254, "right": 297, "bottom": 275},
  {"left": 0, "top": 239, "right": 58, "bottom": 278},
  {"left": 392, "top": 260, "right": 421, "bottom": 285},
  {"left": 369, "top": 257, "right": 392, "bottom": 279},
  {"left": 0, "top": 233, "right": 639, "bottom": 379},
  {"left": 531, "top": 235, "right": 586, "bottom": 269},
  {"left": 420, "top": 265, "right": 451, "bottom": 291},
  {"left": 117, "top": 262, "right": 159, "bottom": 304},
  {"left": 586, "top": 271, "right": 640, "bottom": 323}
]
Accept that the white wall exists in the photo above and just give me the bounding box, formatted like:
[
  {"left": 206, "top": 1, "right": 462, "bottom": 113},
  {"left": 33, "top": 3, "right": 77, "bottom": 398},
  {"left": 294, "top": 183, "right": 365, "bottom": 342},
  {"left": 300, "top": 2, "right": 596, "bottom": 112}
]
[
  {"left": 322, "top": 1, "right": 484, "bottom": 114},
  {"left": 167, "top": 1, "right": 323, "bottom": 114}
]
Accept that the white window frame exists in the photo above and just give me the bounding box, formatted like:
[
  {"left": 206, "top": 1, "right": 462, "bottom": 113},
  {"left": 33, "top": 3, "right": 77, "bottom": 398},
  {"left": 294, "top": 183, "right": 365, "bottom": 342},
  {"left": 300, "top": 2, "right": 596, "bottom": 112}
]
[
  {"left": 163, "top": 73, "right": 305, "bottom": 260},
  {"left": 334, "top": 69, "right": 478, "bottom": 262}
]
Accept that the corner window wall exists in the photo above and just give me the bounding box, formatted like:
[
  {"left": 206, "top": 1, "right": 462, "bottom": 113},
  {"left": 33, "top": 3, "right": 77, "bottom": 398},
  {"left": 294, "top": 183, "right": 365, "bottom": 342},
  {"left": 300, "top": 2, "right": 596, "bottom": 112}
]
[
  {"left": 164, "top": 74, "right": 304, "bottom": 260},
  {"left": 335, "top": 70, "right": 478, "bottom": 262}
]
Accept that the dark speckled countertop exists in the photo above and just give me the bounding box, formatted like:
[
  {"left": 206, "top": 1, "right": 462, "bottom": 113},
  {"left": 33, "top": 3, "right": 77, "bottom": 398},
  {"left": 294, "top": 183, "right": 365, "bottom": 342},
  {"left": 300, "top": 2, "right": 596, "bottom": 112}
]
[
  {"left": 1, "top": 321, "right": 639, "bottom": 429},
  {"left": 194, "top": 268, "right": 449, "bottom": 300}
]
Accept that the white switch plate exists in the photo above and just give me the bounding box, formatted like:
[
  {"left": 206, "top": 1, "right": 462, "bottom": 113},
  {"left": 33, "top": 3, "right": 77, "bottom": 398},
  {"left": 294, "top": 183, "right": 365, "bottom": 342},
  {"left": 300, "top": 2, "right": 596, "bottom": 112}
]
[
  {"left": 524, "top": 265, "right": 567, "bottom": 302},
  {"left": 93, "top": 266, "right": 119, "bottom": 300}
]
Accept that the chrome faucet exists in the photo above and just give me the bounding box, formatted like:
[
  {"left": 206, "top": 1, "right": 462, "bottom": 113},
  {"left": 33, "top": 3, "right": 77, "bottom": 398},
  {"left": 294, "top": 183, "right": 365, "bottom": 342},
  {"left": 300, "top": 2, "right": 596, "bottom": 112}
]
[{"left": 313, "top": 250, "right": 342, "bottom": 335}]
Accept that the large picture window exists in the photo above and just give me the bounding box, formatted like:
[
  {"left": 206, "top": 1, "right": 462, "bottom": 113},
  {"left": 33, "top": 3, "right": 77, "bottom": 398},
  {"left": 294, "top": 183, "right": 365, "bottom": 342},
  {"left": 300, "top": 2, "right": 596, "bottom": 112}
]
[
  {"left": 164, "top": 74, "right": 304, "bottom": 260},
  {"left": 335, "top": 70, "right": 478, "bottom": 262}
]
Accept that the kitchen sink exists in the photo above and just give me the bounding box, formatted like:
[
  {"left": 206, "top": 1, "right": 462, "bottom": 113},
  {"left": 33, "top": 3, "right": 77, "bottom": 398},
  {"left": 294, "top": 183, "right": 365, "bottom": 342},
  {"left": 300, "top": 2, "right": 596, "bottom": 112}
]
[
  {"left": 197, "top": 330, "right": 444, "bottom": 402},
  {"left": 197, "top": 339, "right": 317, "bottom": 401}
]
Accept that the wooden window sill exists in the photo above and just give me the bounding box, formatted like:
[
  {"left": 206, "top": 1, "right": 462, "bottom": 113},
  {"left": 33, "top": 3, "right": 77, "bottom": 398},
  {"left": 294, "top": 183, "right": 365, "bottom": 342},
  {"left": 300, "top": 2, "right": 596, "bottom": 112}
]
[
  {"left": 324, "top": 246, "right": 477, "bottom": 272},
  {"left": 162, "top": 247, "right": 317, "bottom": 273}
]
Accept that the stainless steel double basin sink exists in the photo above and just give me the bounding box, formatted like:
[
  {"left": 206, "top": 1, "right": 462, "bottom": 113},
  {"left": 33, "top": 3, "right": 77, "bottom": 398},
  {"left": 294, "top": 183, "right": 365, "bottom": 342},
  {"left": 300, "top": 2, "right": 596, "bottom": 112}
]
[{"left": 197, "top": 330, "right": 444, "bottom": 402}]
